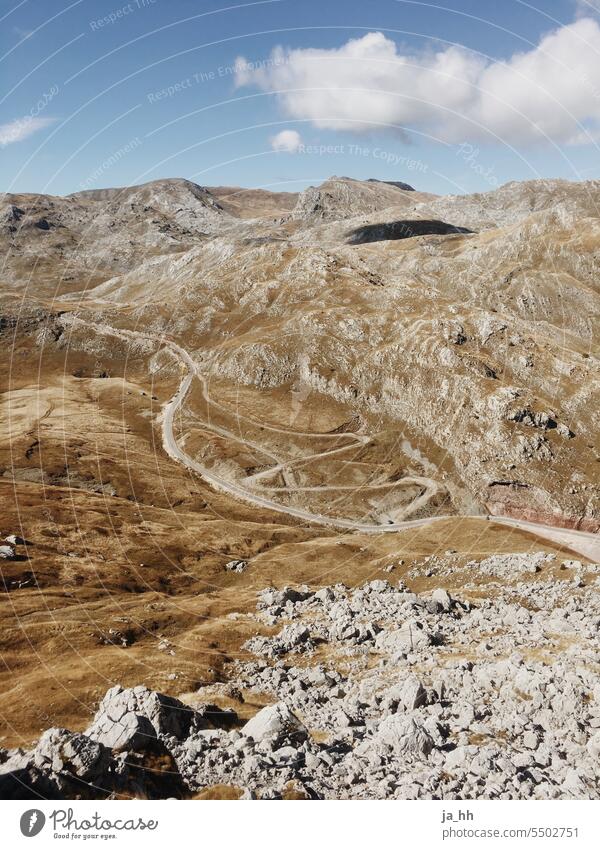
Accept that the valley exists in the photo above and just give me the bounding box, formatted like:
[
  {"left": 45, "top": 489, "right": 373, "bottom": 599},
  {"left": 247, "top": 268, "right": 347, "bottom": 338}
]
[{"left": 1, "top": 175, "right": 599, "bottom": 798}]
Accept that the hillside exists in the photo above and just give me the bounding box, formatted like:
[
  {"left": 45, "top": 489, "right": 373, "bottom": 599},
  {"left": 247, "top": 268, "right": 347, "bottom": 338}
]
[{"left": 0, "top": 175, "right": 599, "bottom": 799}]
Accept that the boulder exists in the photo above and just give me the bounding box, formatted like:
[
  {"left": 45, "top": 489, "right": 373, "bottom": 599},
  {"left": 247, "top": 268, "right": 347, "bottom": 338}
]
[
  {"left": 431, "top": 588, "right": 453, "bottom": 611},
  {"left": 242, "top": 702, "right": 308, "bottom": 748},
  {"left": 375, "top": 619, "right": 432, "bottom": 655},
  {"left": 379, "top": 676, "right": 428, "bottom": 713},
  {"left": 586, "top": 731, "right": 600, "bottom": 758},
  {"left": 278, "top": 623, "right": 311, "bottom": 652},
  {"left": 0, "top": 729, "right": 112, "bottom": 799},
  {"left": 225, "top": 559, "right": 248, "bottom": 573},
  {"left": 258, "top": 586, "right": 312, "bottom": 609},
  {"left": 523, "top": 731, "right": 540, "bottom": 750},
  {"left": 86, "top": 685, "right": 198, "bottom": 749},
  {"left": 445, "top": 744, "right": 477, "bottom": 772},
  {"left": 270, "top": 746, "right": 305, "bottom": 768},
  {"left": 398, "top": 675, "right": 428, "bottom": 711},
  {"left": 0, "top": 752, "right": 54, "bottom": 799},
  {"left": 86, "top": 710, "right": 156, "bottom": 752},
  {"left": 5, "top": 534, "right": 25, "bottom": 546},
  {"left": 33, "top": 727, "right": 110, "bottom": 782},
  {"left": 375, "top": 716, "right": 434, "bottom": 758}
]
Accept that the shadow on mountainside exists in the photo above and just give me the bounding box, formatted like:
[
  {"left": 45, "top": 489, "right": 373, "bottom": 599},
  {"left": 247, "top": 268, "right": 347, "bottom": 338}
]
[{"left": 346, "top": 219, "right": 474, "bottom": 244}]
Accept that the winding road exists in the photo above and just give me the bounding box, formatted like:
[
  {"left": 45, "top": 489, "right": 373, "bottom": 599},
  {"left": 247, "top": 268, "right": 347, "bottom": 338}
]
[{"left": 74, "top": 317, "right": 600, "bottom": 561}]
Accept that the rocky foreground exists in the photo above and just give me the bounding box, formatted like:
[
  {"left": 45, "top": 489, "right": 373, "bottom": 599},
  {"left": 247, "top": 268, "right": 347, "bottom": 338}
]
[{"left": 1, "top": 551, "right": 599, "bottom": 800}]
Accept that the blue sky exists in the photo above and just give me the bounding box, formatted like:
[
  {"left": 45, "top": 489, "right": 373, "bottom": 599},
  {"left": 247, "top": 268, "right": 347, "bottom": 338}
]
[{"left": 2, "top": 0, "right": 600, "bottom": 195}]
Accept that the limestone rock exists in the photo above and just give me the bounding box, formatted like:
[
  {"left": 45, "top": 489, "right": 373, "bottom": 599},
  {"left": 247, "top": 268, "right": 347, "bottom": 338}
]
[
  {"left": 375, "top": 716, "right": 435, "bottom": 758},
  {"left": 86, "top": 685, "right": 198, "bottom": 748},
  {"left": 242, "top": 702, "right": 308, "bottom": 748},
  {"left": 375, "top": 619, "right": 433, "bottom": 655},
  {"left": 33, "top": 727, "right": 110, "bottom": 782}
]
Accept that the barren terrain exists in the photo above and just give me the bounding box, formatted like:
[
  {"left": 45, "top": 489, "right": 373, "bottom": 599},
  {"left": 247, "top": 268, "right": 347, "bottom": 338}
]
[{"left": 0, "top": 175, "right": 599, "bottom": 798}]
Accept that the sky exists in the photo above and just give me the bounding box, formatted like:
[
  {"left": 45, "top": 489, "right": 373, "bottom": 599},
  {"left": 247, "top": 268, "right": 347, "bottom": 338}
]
[{"left": 3, "top": 0, "right": 600, "bottom": 195}]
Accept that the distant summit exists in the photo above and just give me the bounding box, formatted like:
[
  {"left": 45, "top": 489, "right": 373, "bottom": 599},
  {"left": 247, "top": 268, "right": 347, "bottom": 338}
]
[
  {"left": 366, "top": 178, "right": 415, "bottom": 191},
  {"left": 292, "top": 176, "right": 429, "bottom": 221}
]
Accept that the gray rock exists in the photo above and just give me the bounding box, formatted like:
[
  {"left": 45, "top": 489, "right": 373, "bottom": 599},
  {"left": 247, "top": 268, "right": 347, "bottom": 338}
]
[
  {"left": 225, "top": 559, "right": 248, "bottom": 573},
  {"left": 523, "top": 731, "right": 540, "bottom": 750},
  {"left": 444, "top": 744, "right": 479, "bottom": 772},
  {"left": 86, "top": 685, "right": 198, "bottom": 748},
  {"left": 271, "top": 746, "right": 305, "bottom": 768},
  {"left": 86, "top": 710, "right": 156, "bottom": 752},
  {"left": 375, "top": 716, "right": 434, "bottom": 757},
  {"left": 243, "top": 702, "right": 308, "bottom": 748},
  {"left": 431, "top": 588, "right": 453, "bottom": 611},
  {"left": 5, "top": 534, "right": 25, "bottom": 546},
  {"left": 0, "top": 729, "right": 115, "bottom": 797},
  {"left": 33, "top": 728, "right": 110, "bottom": 782},
  {"left": 13, "top": 560, "right": 600, "bottom": 801},
  {"left": 258, "top": 586, "right": 312, "bottom": 609},
  {"left": 454, "top": 704, "right": 476, "bottom": 731},
  {"left": 278, "top": 623, "right": 311, "bottom": 651},
  {"left": 375, "top": 619, "right": 432, "bottom": 655},
  {"left": 398, "top": 675, "right": 428, "bottom": 711}
]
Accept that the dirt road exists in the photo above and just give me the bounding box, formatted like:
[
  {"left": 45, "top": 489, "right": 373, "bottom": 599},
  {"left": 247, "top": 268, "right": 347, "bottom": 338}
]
[{"left": 74, "top": 316, "right": 600, "bottom": 561}]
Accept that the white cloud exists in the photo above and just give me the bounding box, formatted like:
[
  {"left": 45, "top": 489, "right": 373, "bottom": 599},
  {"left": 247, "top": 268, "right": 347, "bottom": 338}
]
[
  {"left": 0, "top": 116, "right": 55, "bottom": 147},
  {"left": 235, "top": 19, "right": 600, "bottom": 145},
  {"left": 270, "top": 128, "right": 302, "bottom": 152}
]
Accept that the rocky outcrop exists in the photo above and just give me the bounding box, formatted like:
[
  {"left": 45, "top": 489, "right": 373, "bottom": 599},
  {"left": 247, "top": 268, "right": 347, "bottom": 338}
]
[
  {"left": 242, "top": 702, "right": 308, "bottom": 747},
  {"left": 292, "top": 176, "right": 431, "bottom": 221},
  {"left": 85, "top": 685, "right": 199, "bottom": 749},
  {"left": 0, "top": 729, "right": 111, "bottom": 799},
  {"left": 3, "top": 553, "right": 599, "bottom": 800}
]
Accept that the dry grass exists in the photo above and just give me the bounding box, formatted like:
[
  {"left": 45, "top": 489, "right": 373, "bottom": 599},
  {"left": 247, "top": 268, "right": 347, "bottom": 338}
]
[{"left": 0, "top": 309, "right": 592, "bottom": 750}]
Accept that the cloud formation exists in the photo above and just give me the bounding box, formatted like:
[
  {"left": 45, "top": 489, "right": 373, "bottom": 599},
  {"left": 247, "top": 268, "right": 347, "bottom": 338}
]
[
  {"left": 235, "top": 19, "right": 600, "bottom": 145},
  {"left": 0, "top": 116, "right": 55, "bottom": 147},
  {"left": 270, "top": 129, "right": 302, "bottom": 152}
]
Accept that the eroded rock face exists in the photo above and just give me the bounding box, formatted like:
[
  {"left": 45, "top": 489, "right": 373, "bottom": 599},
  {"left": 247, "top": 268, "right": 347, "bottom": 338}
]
[
  {"left": 34, "top": 728, "right": 110, "bottom": 782},
  {"left": 85, "top": 709, "right": 156, "bottom": 753},
  {"left": 0, "top": 729, "right": 111, "bottom": 799},
  {"left": 5, "top": 553, "right": 600, "bottom": 800}
]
